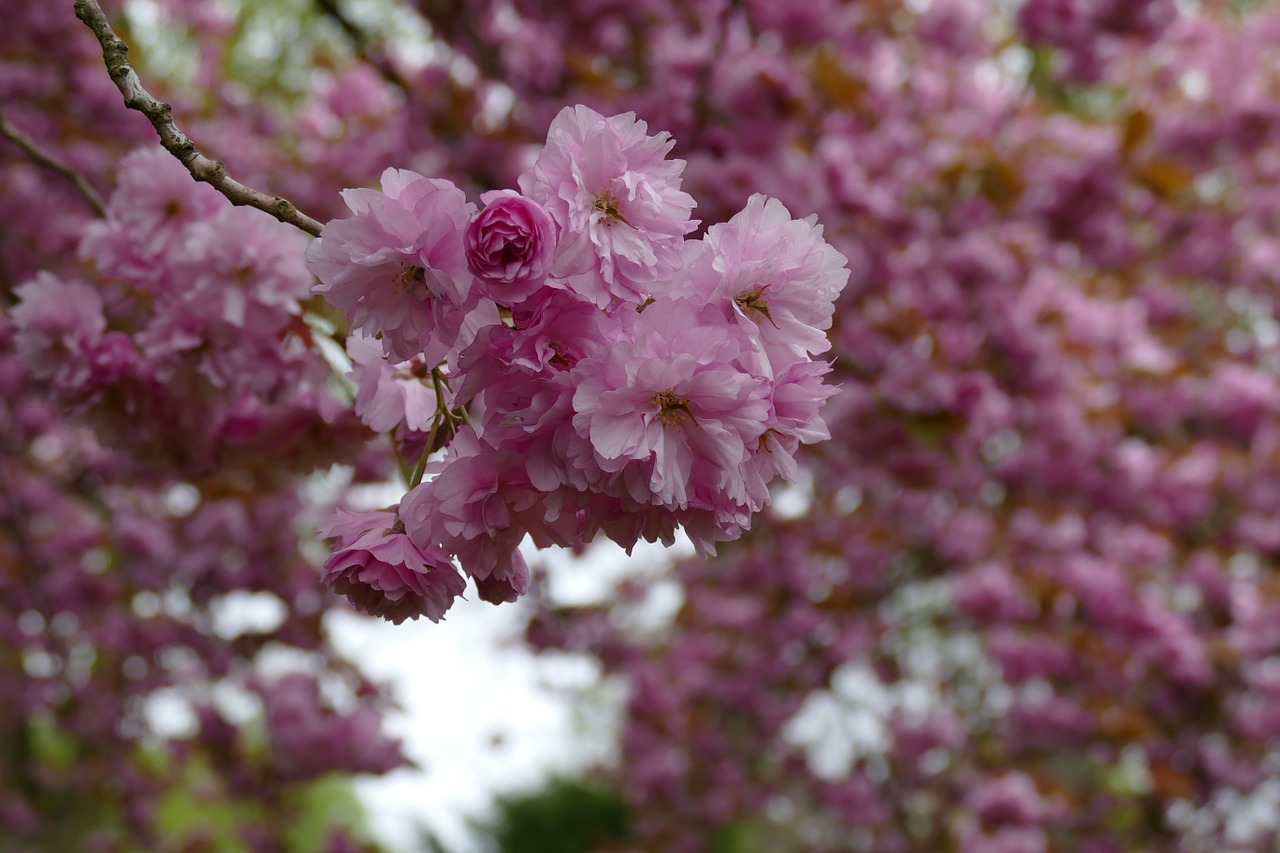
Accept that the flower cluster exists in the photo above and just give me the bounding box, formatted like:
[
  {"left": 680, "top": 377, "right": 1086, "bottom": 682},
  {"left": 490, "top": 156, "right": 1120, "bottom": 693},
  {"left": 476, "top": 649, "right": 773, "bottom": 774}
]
[
  {"left": 259, "top": 672, "right": 406, "bottom": 782},
  {"left": 12, "top": 147, "right": 364, "bottom": 481},
  {"left": 309, "top": 105, "right": 849, "bottom": 621}
]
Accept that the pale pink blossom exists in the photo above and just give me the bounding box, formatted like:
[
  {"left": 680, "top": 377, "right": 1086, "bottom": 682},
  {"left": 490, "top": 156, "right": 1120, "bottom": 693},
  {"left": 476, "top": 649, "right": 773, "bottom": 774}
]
[
  {"left": 736, "top": 358, "right": 838, "bottom": 509},
  {"left": 570, "top": 299, "right": 770, "bottom": 510},
  {"left": 306, "top": 169, "right": 477, "bottom": 361},
  {"left": 683, "top": 194, "right": 850, "bottom": 363},
  {"left": 346, "top": 331, "right": 438, "bottom": 434},
  {"left": 518, "top": 105, "right": 697, "bottom": 308}
]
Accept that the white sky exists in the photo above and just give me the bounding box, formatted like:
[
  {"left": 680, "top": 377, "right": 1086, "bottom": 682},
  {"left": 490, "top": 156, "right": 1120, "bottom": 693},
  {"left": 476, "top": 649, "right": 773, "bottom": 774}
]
[{"left": 336, "top": 538, "right": 687, "bottom": 851}]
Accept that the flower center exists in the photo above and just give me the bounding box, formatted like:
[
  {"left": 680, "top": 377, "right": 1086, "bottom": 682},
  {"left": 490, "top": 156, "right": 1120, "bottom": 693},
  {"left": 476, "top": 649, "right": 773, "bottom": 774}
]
[
  {"left": 593, "top": 189, "right": 632, "bottom": 227},
  {"left": 393, "top": 264, "right": 426, "bottom": 292},
  {"left": 549, "top": 340, "right": 578, "bottom": 370},
  {"left": 651, "top": 388, "right": 695, "bottom": 427},
  {"left": 393, "top": 356, "right": 433, "bottom": 381},
  {"left": 734, "top": 285, "right": 775, "bottom": 325}
]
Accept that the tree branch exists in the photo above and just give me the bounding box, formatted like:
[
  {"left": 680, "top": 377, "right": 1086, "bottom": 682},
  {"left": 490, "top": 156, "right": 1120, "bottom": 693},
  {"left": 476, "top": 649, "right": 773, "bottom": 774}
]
[
  {"left": 314, "top": 0, "right": 409, "bottom": 93},
  {"left": 0, "top": 111, "right": 108, "bottom": 217},
  {"left": 414, "top": 0, "right": 504, "bottom": 80},
  {"left": 73, "top": 0, "right": 325, "bottom": 237}
]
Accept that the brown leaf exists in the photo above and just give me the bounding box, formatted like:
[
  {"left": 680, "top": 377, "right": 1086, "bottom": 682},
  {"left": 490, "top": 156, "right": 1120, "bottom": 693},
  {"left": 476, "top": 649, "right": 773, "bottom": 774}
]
[
  {"left": 1133, "top": 157, "right": 1195, "bottom": 198},
  {"left": 978, "top": 159, "right": 1027, "bottom": 210},
  {"left": 1121, "top": 108, "right": 1152, "bottom": 158},
  {"left": 811, "top": 47, "right": 865, "bottom": 109}
]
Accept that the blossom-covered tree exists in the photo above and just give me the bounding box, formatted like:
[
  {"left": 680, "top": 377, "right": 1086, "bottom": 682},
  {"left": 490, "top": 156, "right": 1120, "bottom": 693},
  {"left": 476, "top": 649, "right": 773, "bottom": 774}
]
[{"left": 9, "top": 0, "right": 1280, "bottom": 850}]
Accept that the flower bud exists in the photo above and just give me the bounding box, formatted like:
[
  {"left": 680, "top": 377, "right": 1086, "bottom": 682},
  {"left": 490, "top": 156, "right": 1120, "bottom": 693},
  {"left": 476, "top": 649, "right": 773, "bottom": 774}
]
[{"left": 464, "top": 189, "right": 558, "bottom": 304}]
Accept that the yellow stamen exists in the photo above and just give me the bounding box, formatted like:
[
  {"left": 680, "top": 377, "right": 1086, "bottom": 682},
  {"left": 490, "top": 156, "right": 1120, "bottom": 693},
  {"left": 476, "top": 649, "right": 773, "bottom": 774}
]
[
  {"left": 651, "top": 389, "right": 695, "bottom": 428},
  {"left": 392, "top": 264, "right": 426, "bottom": 292},
  {"left": 593, "top": 189, "right": 633, "bottom": 227},
  {"left": 734, "top": 284, "right": 777, "bottom": 326}
]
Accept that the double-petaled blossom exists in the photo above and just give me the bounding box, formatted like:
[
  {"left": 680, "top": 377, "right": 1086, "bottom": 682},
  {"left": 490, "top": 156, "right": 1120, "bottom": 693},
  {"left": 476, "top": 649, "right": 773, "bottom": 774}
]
[
  {"left": 79, "top": 146, "right": 227, "bottom": 288},
  {"left": 183, "top": 205, "right": 313, "bottom": 331},
  {"left": 456, "top": 287, "right": 619, "bottom": 467},
  {"left": 465, "top": 189, "right": 559, "bottom": 305},
  {"left": 737, "top": 358, "right": 839, "bottom": 509},
  {"left": 681, "top": 193, "right": 850, "bottom": 366},
  {"left": 518, "top": 105, "right": 698, "bottom": 308},
  {"left": 306, "top": 169, "right": 479, "bottom": 363},
  {"left": 346, "top": 331, "right": 438, "bottom": 434},
  {"left": 400, "top": 429, "right": 538, "bottom": 603},
  {"left": 11, "top": 272, "right": 106, "bottom": 394},
  {"left": 570, "top": 298, "right": 771, "bottom": 512},
  {"left": 318, "top": 506, "right": 466, "bottom": 624}
]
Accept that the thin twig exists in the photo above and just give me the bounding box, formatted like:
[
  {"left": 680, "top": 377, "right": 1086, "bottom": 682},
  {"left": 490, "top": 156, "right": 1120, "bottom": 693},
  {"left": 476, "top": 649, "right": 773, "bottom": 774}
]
[
  {"left": 314, "top": 0, "right": 409, "bottom": 92},
  {"left": 0, "top": 111, "right": 108, "bottom": 217},
  {"left": 431, "top": 368, "right": 458, "bottom": 437},
  {"left": 414, "top": 0, "right": 504, "bottom": 79},
  {"left": 73, "top": 0, "right": 325, "bottom": 237},
  {"left": 407, "top": 419, "right": 438, "bottom": 489},
  {"left": 689, "top": 0, "right": 742, "bottom": 147}
]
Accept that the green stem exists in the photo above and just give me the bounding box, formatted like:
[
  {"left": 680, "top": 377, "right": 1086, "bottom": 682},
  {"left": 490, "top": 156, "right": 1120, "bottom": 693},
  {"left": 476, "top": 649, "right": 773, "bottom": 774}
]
[
  {"left": 406, "top": 424, "right": 436, "bottom": 490},
  {"left": 431, "top": 368, "right": 457, "bottom": 437}
]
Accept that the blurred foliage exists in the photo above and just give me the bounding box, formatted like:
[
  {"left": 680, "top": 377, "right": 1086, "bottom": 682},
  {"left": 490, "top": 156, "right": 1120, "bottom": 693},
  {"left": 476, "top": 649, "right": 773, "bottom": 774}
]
[
  {"left": 153, "top": 753, "right": 376, "bottom": 852},
  {"left": 468, "top": 777, "right": 630, "bottom": 853},
  {"left": 125, "top": 0, "right": 430, "bottom": 107}
]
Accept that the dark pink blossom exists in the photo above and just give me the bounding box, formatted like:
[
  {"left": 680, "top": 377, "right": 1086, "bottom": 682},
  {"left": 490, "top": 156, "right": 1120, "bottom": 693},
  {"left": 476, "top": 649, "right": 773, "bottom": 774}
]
[
  {"left": 318, "top": 507, "right": 465, "bottom": 624},
  {"left": 465, "top": 189, "right": 558, "bottom": 304}
]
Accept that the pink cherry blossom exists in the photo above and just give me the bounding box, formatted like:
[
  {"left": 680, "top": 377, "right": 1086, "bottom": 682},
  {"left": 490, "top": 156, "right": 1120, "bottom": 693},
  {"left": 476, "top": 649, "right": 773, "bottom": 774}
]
[
  {"left": 400, "top": 428, "right": 542, "bottom": 587},
  {"left": 78, "top": 146, "right": 226, "bottom": 287},
  {"left": 518, "top": 104, "right": 697, "bottom": 308},
  {"left": 684, "top": 193, "right": 851, "bottom": 364},
  {"left": 11, "top": 272, "right": 105, "bottom": 393},
  {"left": 465, "top": 189, "right": 559, "bottom": 304},
  {"left": 305, "top": 168, "right": 478, "bottom": 362},
  {"left": 346, "top": 331, "right": 439, "bottom": 434},
  {"left": 318, "top": 506, "right": 466, "bottom": 624},
  {"left": 570, "top": 298, "right": 770, "bottom": 511}
]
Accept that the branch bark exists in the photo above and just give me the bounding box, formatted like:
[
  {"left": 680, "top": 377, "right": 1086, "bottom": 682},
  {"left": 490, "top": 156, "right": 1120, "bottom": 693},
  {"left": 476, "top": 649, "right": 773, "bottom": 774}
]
[
  {"left": 0, "top": 111, "right": 108, "bottom": 217},
  {"left": 73, "top": 0, "right": 325, "bottom": 237}
]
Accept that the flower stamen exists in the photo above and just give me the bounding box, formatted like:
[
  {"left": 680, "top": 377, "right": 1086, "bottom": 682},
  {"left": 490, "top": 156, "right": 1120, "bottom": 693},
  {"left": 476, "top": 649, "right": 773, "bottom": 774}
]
[
  {"left": 734, "top": 284, "right": 777, "bottom": 326},
  {"left": 593, "top": 188, "right": 633, "bottom": 227},
  {"left": 392, "top": 264, "right": 426, "bottom": 293},
  {"left": 549, "top": 340, "right": 578, "bottom": 370},
  {"left": 651, "top": 388, "right": 696, "bottom": 428}
]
